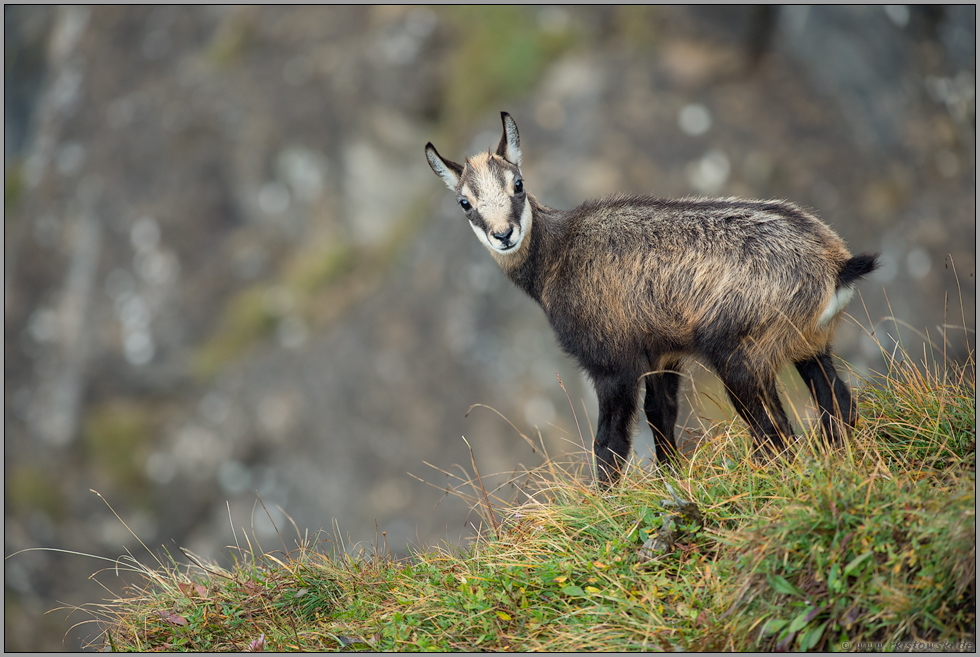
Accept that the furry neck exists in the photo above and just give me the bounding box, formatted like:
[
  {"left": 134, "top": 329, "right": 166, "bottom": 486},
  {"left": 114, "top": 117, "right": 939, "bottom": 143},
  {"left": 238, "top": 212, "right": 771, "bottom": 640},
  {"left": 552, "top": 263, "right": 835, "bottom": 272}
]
[{"left": 490, "top": 195, "right": 560, "bottom": 303}]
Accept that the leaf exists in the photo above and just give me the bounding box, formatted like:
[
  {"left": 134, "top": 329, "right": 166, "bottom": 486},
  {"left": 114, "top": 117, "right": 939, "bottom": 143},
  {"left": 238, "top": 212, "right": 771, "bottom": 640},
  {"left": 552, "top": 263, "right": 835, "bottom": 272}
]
[
  {"left": 788, "top": 606, "right": 816, "bottom": 633},
  {"left": 762, "top": 618, "right": 788, "bottom": 636},
  {"left": 337, "top": 635, "right": 374, "bottom": 653},
  {"left": 156, "top": 610, "right": 187, "bottom": 627},
  {"left": 552, "top": 575, "right": 567, "bottom": 584},
  {"left": 803, "top": 604, "right": 826, "bottom": 624},
  {"left": 584, "top": 586, "right": 601, "bottom": 594},
  {"left": 592, "top": 560, "right": 608, "bottom": 569},
  {"left": 243, "top": 581, "right": 265, "bottom": 595},
  {"left": 177, "top": 582, "right": 208, "bottom": 598},
  {"left": 828, "top": 563, "right": 842, "bottom": 593},
  {"left": 496, "top": 611, "right": 511, "bottom": 621},
  {"left": 776, "top": 630, "right": 795, "bottom": 652},
  {"left": 561, "top": 585, "right": 586, "bottom": 597},
  {"left": 802, "top": 620, "right": 829, "bottom": 651},
  {"left": 768, "top": 574, "right": 805, "bottom": 598},
  {"left": 843, "top": 551, "right": 874, "bottom": 577}
]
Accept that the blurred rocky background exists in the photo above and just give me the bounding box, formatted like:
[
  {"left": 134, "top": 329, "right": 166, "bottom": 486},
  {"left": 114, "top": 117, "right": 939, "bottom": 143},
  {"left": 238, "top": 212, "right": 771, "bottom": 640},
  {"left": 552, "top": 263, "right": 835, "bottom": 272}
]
[{"left": 4, "top": 6, "right": 974, "bottom": 651}]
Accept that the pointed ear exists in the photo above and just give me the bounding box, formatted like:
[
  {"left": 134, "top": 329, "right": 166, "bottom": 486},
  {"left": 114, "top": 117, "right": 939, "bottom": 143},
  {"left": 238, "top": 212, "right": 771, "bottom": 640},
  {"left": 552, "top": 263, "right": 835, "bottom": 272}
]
[
  {"left": 425, "top": 143, "right": 463, "bottom": 190},
  {"left": 496, "top": 112, "right": 522, "bottom": 167}
]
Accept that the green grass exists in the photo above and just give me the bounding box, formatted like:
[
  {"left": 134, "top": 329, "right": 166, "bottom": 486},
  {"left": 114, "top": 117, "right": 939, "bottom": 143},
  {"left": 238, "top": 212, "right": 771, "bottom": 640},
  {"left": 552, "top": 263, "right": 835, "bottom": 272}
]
[{"left": 69, "top": 346, "right": 975, "bottom": 651}]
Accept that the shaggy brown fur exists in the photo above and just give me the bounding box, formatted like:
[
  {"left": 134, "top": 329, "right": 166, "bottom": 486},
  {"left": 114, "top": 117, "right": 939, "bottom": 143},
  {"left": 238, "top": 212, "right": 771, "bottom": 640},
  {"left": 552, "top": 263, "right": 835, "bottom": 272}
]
[{"left": 426, "top": 112, "right": 878, "bottom": 485}]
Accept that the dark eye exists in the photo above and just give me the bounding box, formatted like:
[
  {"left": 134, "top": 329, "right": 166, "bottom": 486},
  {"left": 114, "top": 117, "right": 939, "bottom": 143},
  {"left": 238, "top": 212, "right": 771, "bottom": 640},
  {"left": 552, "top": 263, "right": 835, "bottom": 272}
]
[
  {"left": 459, "top": 198, "right": 472, "bottom": 211},
  {"left": 514, "top": 179, "right": 524, "bottom": 194}
]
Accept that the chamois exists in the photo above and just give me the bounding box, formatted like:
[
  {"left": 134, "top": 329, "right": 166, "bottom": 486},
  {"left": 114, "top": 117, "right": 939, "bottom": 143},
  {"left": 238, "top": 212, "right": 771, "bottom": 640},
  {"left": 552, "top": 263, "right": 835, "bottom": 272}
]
[{"left": 425, "top": 112, "right": 878, "bottom": 485}]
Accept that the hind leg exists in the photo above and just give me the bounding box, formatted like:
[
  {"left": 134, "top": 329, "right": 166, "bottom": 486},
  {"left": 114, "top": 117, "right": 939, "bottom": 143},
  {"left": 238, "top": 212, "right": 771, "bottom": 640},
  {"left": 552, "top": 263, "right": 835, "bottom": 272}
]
[
  {"left": 795, "top": 350, "right": 856, "bottom": 445},
  {"left": 715, "top": 356, "right": 793, "bottom": 457},
  {"left": 643, "top": 360, "right": 682, "bottom": 467}
]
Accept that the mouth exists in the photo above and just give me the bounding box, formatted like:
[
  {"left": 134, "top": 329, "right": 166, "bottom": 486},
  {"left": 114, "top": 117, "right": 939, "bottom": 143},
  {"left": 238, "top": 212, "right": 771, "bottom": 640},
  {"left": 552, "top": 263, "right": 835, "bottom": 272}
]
[{"left": 493, "top": 239, "right": 520, "bottom": 253}]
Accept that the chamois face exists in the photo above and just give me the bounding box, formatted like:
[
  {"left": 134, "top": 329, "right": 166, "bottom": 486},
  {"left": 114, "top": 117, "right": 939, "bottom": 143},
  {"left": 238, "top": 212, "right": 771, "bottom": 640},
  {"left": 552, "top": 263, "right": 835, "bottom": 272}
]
[
  {"left": 425, "top": 112, "right": 530, "bottom": 256},
  {"left": 456, "top": 153, "right": 530, "bottom": 254}
]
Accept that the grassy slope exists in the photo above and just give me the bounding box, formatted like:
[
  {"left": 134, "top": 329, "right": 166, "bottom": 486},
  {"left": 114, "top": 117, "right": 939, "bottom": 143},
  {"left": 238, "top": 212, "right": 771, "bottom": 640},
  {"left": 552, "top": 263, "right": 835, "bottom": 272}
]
[{"left": 78, "top": 344, "right": 975, "bottom": 652}]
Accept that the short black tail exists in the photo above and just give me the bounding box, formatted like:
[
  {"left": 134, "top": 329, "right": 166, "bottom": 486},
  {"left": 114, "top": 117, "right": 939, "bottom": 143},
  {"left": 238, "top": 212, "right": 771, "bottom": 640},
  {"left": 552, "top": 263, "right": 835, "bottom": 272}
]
[{"left": 837, "top": 252, "right": 880, "bottom": 288}]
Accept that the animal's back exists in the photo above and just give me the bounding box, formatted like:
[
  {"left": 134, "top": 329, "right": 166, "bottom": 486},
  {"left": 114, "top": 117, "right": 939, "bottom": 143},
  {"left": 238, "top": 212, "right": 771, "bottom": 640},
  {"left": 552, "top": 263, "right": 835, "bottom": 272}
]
[{"left": 542, "top": 195, "right": 852, "bottom": 372}]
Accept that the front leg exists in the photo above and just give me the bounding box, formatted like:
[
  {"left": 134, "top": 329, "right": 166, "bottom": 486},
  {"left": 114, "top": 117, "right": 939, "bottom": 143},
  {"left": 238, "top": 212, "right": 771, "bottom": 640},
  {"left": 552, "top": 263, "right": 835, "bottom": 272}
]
[
  {"left": 644, "top": 359, "right": 683, "bottom": 467},
  {"left": 593, "top": 372, "right": 641, "bottom": 486}
]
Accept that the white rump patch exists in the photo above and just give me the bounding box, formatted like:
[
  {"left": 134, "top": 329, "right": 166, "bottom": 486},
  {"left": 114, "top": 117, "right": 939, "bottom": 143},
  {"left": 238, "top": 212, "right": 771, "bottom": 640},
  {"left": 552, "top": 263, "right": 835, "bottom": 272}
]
[{"left": 817, "top": 285, "right": 855, "bottom": 328}]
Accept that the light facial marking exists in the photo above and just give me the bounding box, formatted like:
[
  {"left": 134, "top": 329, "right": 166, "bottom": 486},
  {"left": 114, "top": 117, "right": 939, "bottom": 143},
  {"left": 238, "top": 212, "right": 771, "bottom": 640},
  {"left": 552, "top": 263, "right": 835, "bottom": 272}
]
[{"left": 516, "top": 197, "right": 531, "bottom": 243}]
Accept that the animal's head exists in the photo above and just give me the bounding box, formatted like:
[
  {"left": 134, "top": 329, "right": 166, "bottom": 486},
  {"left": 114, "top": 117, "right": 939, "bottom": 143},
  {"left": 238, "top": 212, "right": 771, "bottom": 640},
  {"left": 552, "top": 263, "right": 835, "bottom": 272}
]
[{"left": 425, "top": 112, "right": 531, "bottom": 256}]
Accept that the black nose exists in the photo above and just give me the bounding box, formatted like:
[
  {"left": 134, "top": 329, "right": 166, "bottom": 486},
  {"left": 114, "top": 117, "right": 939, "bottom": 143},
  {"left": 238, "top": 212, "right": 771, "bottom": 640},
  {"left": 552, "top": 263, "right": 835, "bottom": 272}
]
[{"left": 493, "top": 227, "right": 514, "bottom": 243}]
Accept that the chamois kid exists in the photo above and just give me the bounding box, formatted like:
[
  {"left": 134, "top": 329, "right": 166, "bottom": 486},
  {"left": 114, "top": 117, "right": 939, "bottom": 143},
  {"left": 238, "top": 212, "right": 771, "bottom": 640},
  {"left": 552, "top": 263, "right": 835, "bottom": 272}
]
[{"left": 425, "top": 112, "right": 878, "bottom": 485}]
